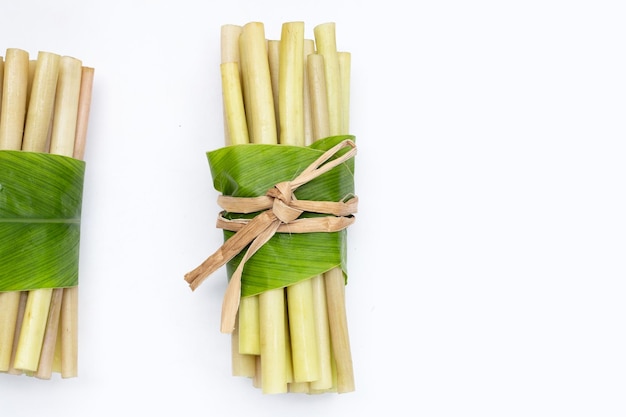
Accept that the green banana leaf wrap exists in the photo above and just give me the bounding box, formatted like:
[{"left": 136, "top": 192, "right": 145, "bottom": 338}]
[
  {"left": 208, "top": 135, "right": 356, "bottom": 298},
  {"left": 0, "top": 150, "right": 85, "bottom": 292}
]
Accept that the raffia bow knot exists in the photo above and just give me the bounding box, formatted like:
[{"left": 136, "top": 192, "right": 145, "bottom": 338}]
[
  {"left": 184, "top": 139, "right": 358, "bottom": 333},
  {"left": 267, "top": 181, "right": 303, "bottom": 224}
]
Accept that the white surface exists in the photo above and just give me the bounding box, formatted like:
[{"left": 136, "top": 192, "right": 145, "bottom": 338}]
[{"left": 1, "top": 1, "right": 626, "bottom": 416}]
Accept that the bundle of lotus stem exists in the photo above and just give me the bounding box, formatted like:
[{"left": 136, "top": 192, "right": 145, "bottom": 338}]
[
  {"left": 186, "top": 21, "right": 355, "bottom": 394},
  {"left": 0, "top": 49, "right": 94, "bottom": 379}
]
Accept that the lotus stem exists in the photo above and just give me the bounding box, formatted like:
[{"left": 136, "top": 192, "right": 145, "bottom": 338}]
[
  {"left": 220, "top": 24, "right": 242, "bottom": 146},
  {"left": 230, "top": 318, "right": 255, "bottom": 377},
  {"left": 239, "top": 21, "right": 287, "bottom": 394},
  {"left": 267, "top": 40, "right": 280, "bottom": 140},
  {"left": 220, "top": 25, "right": 257, "bottom": 378},
  {"left": 60, "top": 62, "right": 94, "bottom": 379},
  {"left": 313, "top": 23, "right": 343, "bottom": 136},
  {"left": 22, "top": 51, "right": 61, "bottom": 152},
  {"left": 0, "top": 49, "right": 29, "bottom": 373},
  {"left": 303, "top": 39, "right": 315, "bottom": 146},
  {"left": 220, "top": 62, "right": 249, "bottom": 146},
  {"left": 307, "top": 54, "right": 330, "bottom": 141},
  {"left": 7, "top": 292, "right": 28, "bottom": 374},
  {"left": 278, "top": 21, "right": 305, "bottom": 145},
  {"left": 14, "top": 288, "right": 53, "bottom": 372},
  {"left": 338, "top": 52, "right": 351, "bottom": 134},
  {"left": 60, "top": 285, "right": 78, "bottom": 377},
  {"left": 0, "top": 48, "right": 29, "bottom": 150},
  {"left": 73, "top": 66, "right": 95, "bottom": 161},
  {"left": 258, "top": 287, "right": 287, "bottom": 393},
  {"left": 303, "top": 37, "right": 334, "bottom": 392},
  {"left": 34, "top": 288, "right": 63, "bottom": 379},
  {"left": 324, "top": 267, "right": 354, "bottom": 393},
  {"left": 313, "top": 22, "right": 355, "bottom": 393},
  {"left": 0, "top": 292, "right": 21, "bottom": 371},
  {"left": 278, "top": 21, "right": 321, "bottom": 385},
  {"left": 13, "top": 55, "right": 81, "bottom": 376},
  {"left": 49, "top": 56, "right": 82, "bottom": 157},
  {"left": 237, "top": 295, "right": 260, "bottom": 355},
  {"left": 309, "top": 274, "right": 333, "bottom": 390},
  {"left": 0, "top": 56, "right": 4, "bottom": 115},
  {"left": 14, "top": 52, "right": 63, "bottom": 376},
  {"left": 239, "top": 22, "right": 277, "bottom": 144}
]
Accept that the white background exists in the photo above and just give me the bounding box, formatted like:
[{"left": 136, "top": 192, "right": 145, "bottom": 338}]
[{"left": 1, "top": 1, "right": 625, "bottom": 416}]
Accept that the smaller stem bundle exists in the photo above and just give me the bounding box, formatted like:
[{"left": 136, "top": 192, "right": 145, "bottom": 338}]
[
  {"left": 214, "top": 21, "right": 355, "bottom": 394},
  {"left": 0, "top": 48, "right": 94, "bottom": 379}
]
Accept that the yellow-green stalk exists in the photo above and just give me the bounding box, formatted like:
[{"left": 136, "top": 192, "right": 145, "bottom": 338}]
[
  {"left": 52, "top": 317, "right": 62, "bottom": 373},
  {"left": 22, "top": 51, "right": 60, "bottom": 152},
  {"left": 72, "top": 66, "right": 95, "bottom": 162},
  {"left": 306, "top": 50, "right": 337, "bottom": 393},
  {"left": 0, "top": 57, "right": 4, "bottom": 115},
  {"left": 19, "top": 51, "right": 63, "bottom": 378},
  {"left": 285, "top": 277, "right": 320, "bottom": 383},
  {"left": 0, "top": 53, "right": 21, "bottom": 372},
  {"left": 7, "top": 292, "right": 27, "bottom": 374},
  {"left": 0, "top": 293, "right": 20, "bottom": 371},
  {"left": 303, "top": 39, "right": 315, "bottom": 146},
  {"left": 239, "top": 22, "right": 287, "bottom": 394},
  {"left": 27, "top": 65, "right": 90, "bottom": 378},
  {"left": 0, "top": 48, "right": 29, "bottom": 372},
  {"left": 309, "top": 274, "right": 333, "bottom": 391},
  {"left": 338, "top": 52, "right": 351, "bottom": 134},
  {"left": 220, "top": 61, "right": 257, "bottom": 373},
  {"left": 27, "top": 60, "right": 36, "bottom": 109},
  {"left": 239, "top": 22, "right": 277, "bottom": 144},
  {"left": 237, "top": 295, "right": 260, "bottom": 356},
  {"left": 258, "top": 288, "right": 287, "bottom": 393},
  {"left": 34, "top": 288, "right": 63, "bottom": 379},
  {"left": 57, "top": 57, "right": 86, "bottom": 379},
  {"left": 59, "top": 286, "right": 78, "bottom": 377},
  {"left": 0, "top": 49, "right": 29, "bottom": 150},
  {"left": 252, "top": 355, "right": 262, "bottom": 388},
  {"left": 54, "top": 65, "right": 94, "bottom": 377},
  {"left": 14, "top": 54, "right": 83, "bottom": 375},
  {"left": 268, "top": 36, "right": 297, "bottom": 389},
  {"left": 313, "top": 23, "right": 343, "bottom": 135},
  {"left": 303, "top": 41, "right": 334, "bottom": 392},
  {"left": 49, "top": 56, "right": 81, "bottom": 156},
  {"left": 279, "top": 21, "right": 321, "bottom": 385},
  {"left": 283, "top": 295, "right": 295, "bottom": 385},
  {"left": 307, "top": 54, "right": 330, "bottom": 142},
  {"left": 267, "top": 40, "right": 280, "bottom": 141},
  {"left": 220, "top": 62, "right": 249, "bottom": 146},
  {"left": 278, "top": 22, "right": 305, "bottom": 143},
  {"left": 230, "top": 320, "right": 255, "bottom": 377},
  {"left": 13, "top": 289, "right": 53, "bottom": 371},
  {"left": 220, "top": 27, "right": 257, "bottom": 378},
  {"left": 221, "top": 25, "right": 242, "bottom": 70},
  {"left": 314, "top": 22, "right": 355, "bottom": 393},
  {"left": 220, "top": 24, "right": 243, "bottom": 147},
  {"left": 324, "top": 267, "right": 354, "bottom": 393},
  {"left": 223, "top": 24, "right": 261, "bottom": 363},
  {"left": 330, "top": 107, "right": 353, "bottom": 393}
]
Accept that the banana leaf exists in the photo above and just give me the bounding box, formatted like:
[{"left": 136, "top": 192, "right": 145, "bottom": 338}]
[
  {"left": 0, "top": 151, "right": 85, "bottom": 291},
  {"left": 207, "top": 135, "right": 355, "bottom": 297}
]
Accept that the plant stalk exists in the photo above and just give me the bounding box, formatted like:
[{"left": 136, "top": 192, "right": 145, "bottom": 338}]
[
  {"left": 313, "top": 22, "right": 355, "bottom": 393},
  {"left": 0, "top": 48, "right": 29, "bottom": 373},
  {"left": 220, "top": 27, "right": 258, "bottom": 378}
]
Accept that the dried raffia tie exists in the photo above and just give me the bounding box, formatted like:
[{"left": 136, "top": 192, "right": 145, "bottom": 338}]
[{"left": 184, "top": 139, "right": 358, "bottom": 333}]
